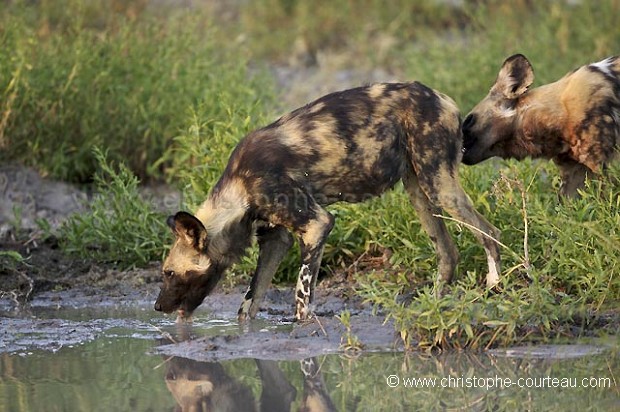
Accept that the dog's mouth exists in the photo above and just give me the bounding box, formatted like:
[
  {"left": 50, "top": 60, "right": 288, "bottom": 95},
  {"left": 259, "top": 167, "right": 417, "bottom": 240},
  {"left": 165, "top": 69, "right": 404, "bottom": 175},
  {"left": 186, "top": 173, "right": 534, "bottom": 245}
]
[
  {"left": 176, "top": 308, "right": 193, "bottom": 323},
  {"left": 461, "top": 133, "right": 482, "bottom": 165},
  {"left": 462, "top": 130, "right": 477, "bottom": 154}
]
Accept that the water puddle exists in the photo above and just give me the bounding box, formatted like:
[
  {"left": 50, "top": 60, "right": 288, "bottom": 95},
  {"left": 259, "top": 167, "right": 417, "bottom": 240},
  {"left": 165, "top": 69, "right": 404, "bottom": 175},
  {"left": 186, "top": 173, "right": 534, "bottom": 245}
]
[{"left": 1, "top": 304, "right": 619, "bottom": 411}]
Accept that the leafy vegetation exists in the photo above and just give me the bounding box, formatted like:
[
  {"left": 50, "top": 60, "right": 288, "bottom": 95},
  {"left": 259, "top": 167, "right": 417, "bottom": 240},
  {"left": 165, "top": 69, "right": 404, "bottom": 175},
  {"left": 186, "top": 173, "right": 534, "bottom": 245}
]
[
  {"left": 339, "top": 161, "right": 619, "bottom": 350},
  {"left": 3, "top": 0, "right": 619, "bottom": 348},
  {"left": 60, "top": 149, "right": 169, "bottom": 267},
  {"left": 0, "top": 0, "right": 272, "bottom": 182}
]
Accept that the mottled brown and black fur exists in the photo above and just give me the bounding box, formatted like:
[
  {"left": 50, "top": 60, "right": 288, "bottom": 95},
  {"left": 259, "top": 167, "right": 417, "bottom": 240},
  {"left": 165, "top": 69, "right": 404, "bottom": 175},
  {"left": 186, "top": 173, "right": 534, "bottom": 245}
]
[
  {"left": 462, "top": 54, "right": 620, "bottom": 196},
  {"left": 154, "top": 82, "right": 501, "bottom": 322}
]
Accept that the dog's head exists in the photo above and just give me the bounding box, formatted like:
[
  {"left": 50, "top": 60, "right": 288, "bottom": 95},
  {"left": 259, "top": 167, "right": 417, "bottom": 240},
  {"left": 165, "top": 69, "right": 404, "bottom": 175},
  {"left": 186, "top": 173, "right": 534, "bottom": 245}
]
[
  {"left": 154, "top": 212, "right": 222, "bottom": 321},
  {"left": 462, "top": 54, "right": 534, "bottom": 165},
  {"left": 164, "top": 357, "right": 255, "bottom": 412}
]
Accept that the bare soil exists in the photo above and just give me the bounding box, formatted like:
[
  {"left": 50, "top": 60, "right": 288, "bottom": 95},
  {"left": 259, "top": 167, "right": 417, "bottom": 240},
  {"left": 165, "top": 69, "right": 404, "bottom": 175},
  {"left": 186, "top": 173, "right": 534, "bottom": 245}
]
[{"left": 0, "top": 163, "right": 161, "bottom": 303}]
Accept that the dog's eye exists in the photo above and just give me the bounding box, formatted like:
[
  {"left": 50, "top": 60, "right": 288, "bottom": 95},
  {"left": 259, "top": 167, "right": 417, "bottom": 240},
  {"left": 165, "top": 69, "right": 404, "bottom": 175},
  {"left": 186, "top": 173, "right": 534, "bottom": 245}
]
[{"left": 164, "top": 270, "right": 175, "bottom": 278}]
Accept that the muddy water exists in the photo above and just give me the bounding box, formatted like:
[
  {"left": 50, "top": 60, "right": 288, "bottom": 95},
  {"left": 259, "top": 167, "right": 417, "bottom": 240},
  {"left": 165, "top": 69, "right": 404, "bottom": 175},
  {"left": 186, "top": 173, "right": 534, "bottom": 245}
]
[{"left": 1, "top": 302, "right": 619, "bottom": 411}]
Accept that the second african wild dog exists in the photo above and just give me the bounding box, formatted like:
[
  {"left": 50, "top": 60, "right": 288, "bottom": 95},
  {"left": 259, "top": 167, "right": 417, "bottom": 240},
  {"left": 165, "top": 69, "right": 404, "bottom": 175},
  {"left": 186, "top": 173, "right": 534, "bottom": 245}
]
[
  {"left": 154, "top": 82, "right": 502, "bottom": 322},
  {"left": 462, "top": 54, "right": 620, "bottom": 196}
]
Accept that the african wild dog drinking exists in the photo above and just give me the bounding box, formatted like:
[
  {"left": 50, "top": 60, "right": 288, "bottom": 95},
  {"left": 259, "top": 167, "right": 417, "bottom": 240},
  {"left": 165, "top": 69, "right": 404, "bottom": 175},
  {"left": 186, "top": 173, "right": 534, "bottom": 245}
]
[
  {"left": 462, "top": 54, "right": 620, "bottom": 196},
  {"left": 154, "top": 82, "right": 502, "bottom": 322}
]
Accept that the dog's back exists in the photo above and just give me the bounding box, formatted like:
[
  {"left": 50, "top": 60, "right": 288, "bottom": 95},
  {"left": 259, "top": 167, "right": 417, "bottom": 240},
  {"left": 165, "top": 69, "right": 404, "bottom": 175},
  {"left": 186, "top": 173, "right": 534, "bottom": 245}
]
[
  {"left": 218, "top": 82, "right": 461, "bottom": 208},
  {"left": 566, "top": 56, "right": 620, "bottom": 165}
]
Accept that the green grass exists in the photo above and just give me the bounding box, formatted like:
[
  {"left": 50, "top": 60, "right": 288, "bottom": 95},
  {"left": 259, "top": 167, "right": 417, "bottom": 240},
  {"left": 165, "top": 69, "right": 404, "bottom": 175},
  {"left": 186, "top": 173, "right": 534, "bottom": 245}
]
[
  {"left": 358, "top": 161, "right": 620, "bottom": 350},
  {"left": 0, "top": 0, "right": 273, "bottom": 182},
  {"left": 5, "top": 0, "right": 620, "bottom": 348},
  {"left": 224, "top": 0, "right": 468, "bottom": 65},
  {"left": 0, "top": 250, "right": 25, "bottom": 265},
  {"left": 60, "top": 148, "right": 169, "bottom": 267}
]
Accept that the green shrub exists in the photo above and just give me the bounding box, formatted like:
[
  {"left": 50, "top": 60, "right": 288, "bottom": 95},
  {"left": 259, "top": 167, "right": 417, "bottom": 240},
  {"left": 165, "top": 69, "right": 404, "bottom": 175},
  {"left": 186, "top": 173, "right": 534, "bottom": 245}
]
[
  {"left": 0, "top": 0, "right": 267, "bottom": 182},
  {"left": 398, "top": 0, "right": 620, "bottom": 111},
  {"left": 228, "top": 0, "right": 467, "bottom": 64},
  {"left": 60, "top": 149, "right": 168, "bottom": 267}
]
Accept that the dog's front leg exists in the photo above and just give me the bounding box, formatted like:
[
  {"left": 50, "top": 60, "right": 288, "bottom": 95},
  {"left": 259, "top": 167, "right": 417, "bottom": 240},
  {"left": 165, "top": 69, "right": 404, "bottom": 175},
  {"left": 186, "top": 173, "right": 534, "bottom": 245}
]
[
  {"left": 238, "top": 225, "right": 293, "bottom": 321},
  {"left": 555, "top": 158, "right": 590, "bottom": 198}
]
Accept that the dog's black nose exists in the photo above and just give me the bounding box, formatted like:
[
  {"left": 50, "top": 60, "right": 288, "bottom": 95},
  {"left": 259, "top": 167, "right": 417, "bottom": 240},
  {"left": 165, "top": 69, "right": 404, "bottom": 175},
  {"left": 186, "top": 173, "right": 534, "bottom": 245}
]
[
  {"left": 154, "top": 302, "right": 162, "bottom": 311},
  {"left": 463, "top": 113, "right": 476, "bottom": 131}
]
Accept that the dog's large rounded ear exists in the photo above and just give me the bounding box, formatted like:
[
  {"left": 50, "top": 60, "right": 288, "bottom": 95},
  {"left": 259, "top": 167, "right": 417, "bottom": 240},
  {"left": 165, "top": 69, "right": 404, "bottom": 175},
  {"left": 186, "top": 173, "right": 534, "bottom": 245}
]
[
  {"left": 167, "top": 211, "right": 208, "bottom": 251},
  {"left": 493, "top": 54, "right": 534, "bottom": 99}
]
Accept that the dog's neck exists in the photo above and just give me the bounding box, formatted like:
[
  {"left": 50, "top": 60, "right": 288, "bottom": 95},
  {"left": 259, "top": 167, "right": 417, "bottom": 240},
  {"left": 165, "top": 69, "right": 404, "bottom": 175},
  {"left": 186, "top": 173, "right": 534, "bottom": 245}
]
[
  {"left": 193, "top": 180, "right": 253, "bottom": 267},
  {"left": 515, "top": 83, "right": 568, "bottom": 158}
]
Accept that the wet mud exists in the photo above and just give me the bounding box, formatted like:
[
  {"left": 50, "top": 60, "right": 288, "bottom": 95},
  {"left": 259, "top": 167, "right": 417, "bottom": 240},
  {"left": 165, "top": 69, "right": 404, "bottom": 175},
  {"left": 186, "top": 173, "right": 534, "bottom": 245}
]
[
  {"left": 0, "top": 158, "right": 400, "bottom": 358},
  {"left": 0, "top": 277, "right": 398, "bottom": 358}
]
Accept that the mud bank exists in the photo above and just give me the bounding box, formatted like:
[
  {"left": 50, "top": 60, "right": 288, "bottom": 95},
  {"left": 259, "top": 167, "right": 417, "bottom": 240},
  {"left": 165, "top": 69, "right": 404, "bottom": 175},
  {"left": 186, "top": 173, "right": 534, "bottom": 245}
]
[
  {"left": 0, "top": 276, "right": 398, "bottom": 358},
  {"left": 0, "top": 160, "right": 398, "bottom": 358}
]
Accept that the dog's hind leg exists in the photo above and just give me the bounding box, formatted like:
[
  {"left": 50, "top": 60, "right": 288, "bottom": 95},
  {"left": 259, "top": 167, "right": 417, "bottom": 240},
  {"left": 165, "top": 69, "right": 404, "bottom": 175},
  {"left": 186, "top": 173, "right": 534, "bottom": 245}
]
[
  {"left": 441, "top": 185, "right": 501, "bottom": 288},
  {"left": 419, "top": 172, "right": 501, "bottom": 288},
  {"left": 407, "top": 118, "right": 501, "bottom": 288},
  {"left": 402, "top": 170, "right": 459, "bottom": 284},
  {"left": 238, "top": 225, "right": 294, "bottom": 321}
]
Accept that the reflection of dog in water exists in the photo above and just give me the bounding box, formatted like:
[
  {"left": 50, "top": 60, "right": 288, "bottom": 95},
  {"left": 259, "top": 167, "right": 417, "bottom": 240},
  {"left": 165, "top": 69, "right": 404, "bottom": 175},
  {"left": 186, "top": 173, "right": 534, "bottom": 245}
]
[
  {"left": 299, "top": 358, "right": 337, "bottom": 412},
  {"left": 163, "top": 356, "right": 336, "bottom": 412},
  {"left": 164, "top": 356, "right": 256, "bottom": 412}
]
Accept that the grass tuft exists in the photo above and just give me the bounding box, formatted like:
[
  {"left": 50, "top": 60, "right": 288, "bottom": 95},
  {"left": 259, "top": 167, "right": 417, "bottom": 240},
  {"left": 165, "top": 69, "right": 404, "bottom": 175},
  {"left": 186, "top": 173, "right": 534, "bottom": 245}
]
[{"left": 60, "top": 148, "right": 169, "bottom": 268}]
